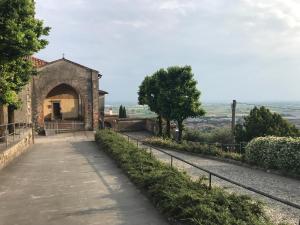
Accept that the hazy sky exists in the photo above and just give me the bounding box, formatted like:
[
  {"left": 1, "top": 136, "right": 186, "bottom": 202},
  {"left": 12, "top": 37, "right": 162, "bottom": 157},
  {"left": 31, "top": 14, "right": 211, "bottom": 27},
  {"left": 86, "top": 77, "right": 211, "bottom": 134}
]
[{"left": 35, "top": 0, "right": 300, "bottom": 103}]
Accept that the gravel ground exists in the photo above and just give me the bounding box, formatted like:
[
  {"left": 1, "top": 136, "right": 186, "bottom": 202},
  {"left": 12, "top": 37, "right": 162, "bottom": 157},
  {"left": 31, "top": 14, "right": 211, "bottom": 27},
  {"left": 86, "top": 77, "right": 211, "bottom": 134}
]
[{"left": 123, "top": 131, "right": 300, "bottom": 225}]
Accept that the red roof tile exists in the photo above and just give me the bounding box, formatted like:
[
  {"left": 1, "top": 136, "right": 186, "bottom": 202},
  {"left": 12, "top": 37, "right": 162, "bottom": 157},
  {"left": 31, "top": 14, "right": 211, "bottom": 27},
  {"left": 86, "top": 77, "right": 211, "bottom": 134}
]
[{"left": 25, "top": 56, "right": 48, "bottom": 68}]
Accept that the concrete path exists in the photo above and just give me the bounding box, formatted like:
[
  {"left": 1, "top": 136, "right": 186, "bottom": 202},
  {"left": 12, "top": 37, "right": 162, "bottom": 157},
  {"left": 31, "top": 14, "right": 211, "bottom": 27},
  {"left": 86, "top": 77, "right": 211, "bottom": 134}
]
[
  {"left": 0, "top": 132, "right": 169, "bottom": 225},
  {"left": 124, "top": 131, "right": 300, "bottom": 225}
]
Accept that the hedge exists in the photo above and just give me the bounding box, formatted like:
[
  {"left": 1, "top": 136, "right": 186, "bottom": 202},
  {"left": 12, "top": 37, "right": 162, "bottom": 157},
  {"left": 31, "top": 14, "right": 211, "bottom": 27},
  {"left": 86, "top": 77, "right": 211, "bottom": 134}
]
[
  {"left": 245, "top": 136, "right": 300, "bottom": 175},
  {"left": 95, "top": 129, "right": 274, "bottom": 225},
  {"left": 144, "top": 137, "right": 243, "bottom": 161}
]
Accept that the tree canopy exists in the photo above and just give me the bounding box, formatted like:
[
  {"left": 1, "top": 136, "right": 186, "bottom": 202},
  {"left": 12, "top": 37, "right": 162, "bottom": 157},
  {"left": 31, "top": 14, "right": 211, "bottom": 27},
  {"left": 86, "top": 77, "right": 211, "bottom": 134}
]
[
  {"left": 235, "top": 106, "right": 300, "bottom": 142},
  {"left": 0, "top": 0, "right": 50, "bottom": 63},
  {"left": 0, "top": 0, "right": 50, "bottom": 107},
  {"left": 138, "top": 65, "right": 205, "bottom": 141},
  {"left": 165, "top": 66, "right": 205, "bottom": 140},
  {"left": 138, "top": 74, "right": 163, "bottom": 135}
]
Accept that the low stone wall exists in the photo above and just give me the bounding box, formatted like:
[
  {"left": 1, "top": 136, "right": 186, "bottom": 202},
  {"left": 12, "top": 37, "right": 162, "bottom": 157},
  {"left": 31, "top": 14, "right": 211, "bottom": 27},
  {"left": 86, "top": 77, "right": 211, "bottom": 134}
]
[
  {"left": 0, "top": 129, "right": 33, "bottom": 170},
  {"left": 113, "top": 118, "right": 158, "bottom": 133},
  {"left": 116, "top": 118, "right": 146, "bottom": 132}
]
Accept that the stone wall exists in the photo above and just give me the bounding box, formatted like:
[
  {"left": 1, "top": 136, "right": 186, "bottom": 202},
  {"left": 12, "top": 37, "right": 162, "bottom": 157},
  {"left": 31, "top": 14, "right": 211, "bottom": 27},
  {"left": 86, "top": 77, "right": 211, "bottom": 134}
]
[
  {"left": 0, "top": 129, "right": 33, "bottom": 170},
  {"left": 14, "top": 83, "right": 32, "bottom": 123},
  {"left": 113, "top": 118, "right": 158, "bottom": 133}
]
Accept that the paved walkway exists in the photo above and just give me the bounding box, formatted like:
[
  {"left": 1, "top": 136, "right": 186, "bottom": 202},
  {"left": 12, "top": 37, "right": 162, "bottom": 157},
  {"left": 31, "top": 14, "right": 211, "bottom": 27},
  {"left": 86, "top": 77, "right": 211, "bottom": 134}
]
[
  {"left": 124, "top": 131, "right": 300, "bottom": 225},
  {"left": 0, "top": 132, "right": 169, "bottom": 225}
]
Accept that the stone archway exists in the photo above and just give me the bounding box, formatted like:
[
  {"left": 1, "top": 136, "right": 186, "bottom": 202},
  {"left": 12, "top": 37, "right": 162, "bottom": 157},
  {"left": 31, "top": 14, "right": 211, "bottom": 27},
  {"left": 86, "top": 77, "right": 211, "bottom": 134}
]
[
  {"left": 43, "top": 84, "right": 83, "bottom": 121},
  {"left": 31, "top": 59, "right": 100, "bottom": 130},
  {"left": 33, "top": 80, "right": 88, "bottom": 128}
]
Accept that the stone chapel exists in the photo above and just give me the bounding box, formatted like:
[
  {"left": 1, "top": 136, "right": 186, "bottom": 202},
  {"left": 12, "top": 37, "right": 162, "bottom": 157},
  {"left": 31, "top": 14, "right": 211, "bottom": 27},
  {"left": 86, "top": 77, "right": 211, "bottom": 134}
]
[{"left": 0, "top": 56, "right": 108, "bottom": 131}]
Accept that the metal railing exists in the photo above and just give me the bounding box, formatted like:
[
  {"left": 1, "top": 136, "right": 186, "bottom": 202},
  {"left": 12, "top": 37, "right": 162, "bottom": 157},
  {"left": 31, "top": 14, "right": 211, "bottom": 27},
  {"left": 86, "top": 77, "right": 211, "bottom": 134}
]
[
  {"left": 122, "top": 133, "right": 300, "bottom": 224},
  {"left": 44, "top": 121, "right": 85, "bottom": 134},
  {"left": 0, "top": 123, "right": 32, "bottom": 150}
]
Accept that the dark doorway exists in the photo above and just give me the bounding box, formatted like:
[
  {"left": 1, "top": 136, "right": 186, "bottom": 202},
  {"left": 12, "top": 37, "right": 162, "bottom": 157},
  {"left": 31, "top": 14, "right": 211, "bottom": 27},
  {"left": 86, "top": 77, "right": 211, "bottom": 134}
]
[{"left": 53, "top": 102, "right": 61, "bottom": 120}]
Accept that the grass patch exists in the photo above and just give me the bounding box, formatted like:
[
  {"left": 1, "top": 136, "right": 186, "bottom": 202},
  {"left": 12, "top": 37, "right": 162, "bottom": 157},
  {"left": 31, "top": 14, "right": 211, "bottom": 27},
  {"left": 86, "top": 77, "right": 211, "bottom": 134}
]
[
  {"left": 144, "top": 137, "right": 244, "bottom": 162},
  {"left": 95, "top": 129, "right": 274, "bottom": 225}
]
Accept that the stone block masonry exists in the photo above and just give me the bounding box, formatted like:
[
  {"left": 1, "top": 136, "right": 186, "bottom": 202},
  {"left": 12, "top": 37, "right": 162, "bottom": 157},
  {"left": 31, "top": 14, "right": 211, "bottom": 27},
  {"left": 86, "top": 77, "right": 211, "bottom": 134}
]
[{"left": 0, "top": 129, "right": 33, "bottom": 170}]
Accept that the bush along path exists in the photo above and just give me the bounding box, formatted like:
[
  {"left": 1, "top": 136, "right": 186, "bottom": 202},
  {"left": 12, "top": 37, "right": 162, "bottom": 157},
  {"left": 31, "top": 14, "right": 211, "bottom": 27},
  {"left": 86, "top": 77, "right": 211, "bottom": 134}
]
[
  {"left": 122, "top": 131, "right": 300, "bottom": 225},
  {"left": 95, "top": 130, "right": 283, "bottom": 225}
]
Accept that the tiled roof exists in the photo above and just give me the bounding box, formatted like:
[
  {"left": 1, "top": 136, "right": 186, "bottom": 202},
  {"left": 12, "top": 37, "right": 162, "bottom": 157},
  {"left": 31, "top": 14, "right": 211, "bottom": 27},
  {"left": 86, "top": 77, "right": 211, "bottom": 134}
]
[{"left": 25, "top": 56, "right": 48, "bottom": 68}]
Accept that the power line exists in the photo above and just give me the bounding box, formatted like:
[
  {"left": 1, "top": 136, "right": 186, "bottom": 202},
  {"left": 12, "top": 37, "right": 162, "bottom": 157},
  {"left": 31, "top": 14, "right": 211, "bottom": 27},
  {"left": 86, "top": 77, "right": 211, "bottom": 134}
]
[{"left": 237, "top": 102, "right": 300, "bottom": 111}]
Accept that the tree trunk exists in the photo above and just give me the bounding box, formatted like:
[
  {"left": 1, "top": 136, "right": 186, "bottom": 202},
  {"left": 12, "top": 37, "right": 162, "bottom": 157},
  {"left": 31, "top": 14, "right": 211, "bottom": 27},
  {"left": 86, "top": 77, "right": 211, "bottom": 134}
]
[
  {"left": 178, "top": 120, "right": 184, "bottom": 142},
  {"left": 166, "top": 118, "right": 171, "bottom": 138},
  {"left": 158, "top": 115, "right": 163, "bottom": 136},
  {"left": 8, "top": 105, "right": 15, "bottom": 134}
]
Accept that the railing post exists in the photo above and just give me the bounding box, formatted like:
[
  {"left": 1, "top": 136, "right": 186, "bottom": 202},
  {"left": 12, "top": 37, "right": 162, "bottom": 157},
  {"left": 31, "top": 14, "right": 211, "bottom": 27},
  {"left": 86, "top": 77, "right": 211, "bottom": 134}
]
[
  {"left": 13, "top": 123, "right": 15, "bottom": 141},
  {"left": 5, "top": 125, "right": 8, "bottom": 148},
  {"left": 128, "top": 136, "right": 129, "bottom": 142},
  {"left": 209, "top": 173, "right": 212, "bottom": 190},
  {"left": 171, "top": 156, "right": 173, "bottom": 167},
  {"left": 32, "top": 124, "right": 35, "bottom": 144},
  {"left": 137, "top": 140, "right": 138, "bottom": 147}
]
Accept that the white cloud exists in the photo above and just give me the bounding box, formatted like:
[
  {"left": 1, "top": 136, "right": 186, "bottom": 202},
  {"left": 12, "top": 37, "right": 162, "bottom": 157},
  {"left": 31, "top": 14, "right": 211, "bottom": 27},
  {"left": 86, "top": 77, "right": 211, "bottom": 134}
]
[
  {"left": 35, "top": 0, "right": 300, "bottom": 102},
  {"left": 113, "top": 20, "right": 148, "bottom": 29}
]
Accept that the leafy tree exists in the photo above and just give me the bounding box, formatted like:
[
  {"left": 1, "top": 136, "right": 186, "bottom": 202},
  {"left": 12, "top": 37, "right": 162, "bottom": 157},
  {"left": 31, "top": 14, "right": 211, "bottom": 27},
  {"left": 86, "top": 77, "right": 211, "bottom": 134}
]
[
  {"left": 0, "top": 0, "right": 50, "bottom": 127},
  {"left": 0, "top": 0, "right": 50, "bottom": 64},
  {"left": 156, "top": 69, "right": 172, "bottom": 138},
  {"left": 166, "top": 66, "right": 205, "bottom": 141},
  {"left": 235, "top": 106, "right": 300, "bottom": 142},
  {"left": 138, "top": 75, "right": 163, "bottom": 136},
  {"left": 0, "top": 58, "right": 35, "bottom": 105}
]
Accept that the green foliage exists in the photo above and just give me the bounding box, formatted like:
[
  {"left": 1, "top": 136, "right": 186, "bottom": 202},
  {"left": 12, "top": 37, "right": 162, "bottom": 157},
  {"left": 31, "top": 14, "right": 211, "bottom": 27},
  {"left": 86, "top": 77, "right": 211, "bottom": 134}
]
[
  {"left": 0, "top": 58, "right": 35, "bottom": 106},
  {"left": 184, "top": 128, "right": 234, "bottom": 144},
  {"left": 138, "top": 74, "right": 163, "bottom": 135},
  {"left": 0, "top": 0, "right": 50, "bottom": 106},
  {"left": 165, "top": 66, "right": 205, "bottom": 139},
  {"left": 235, "top": 106, "right": 299, "bottom": 142},
  {"left": 95, "top": 129, "right": 273, "bottom": 225},
  {"left": 145, "top": 137, "right": 243, "bottom": 161},
  {"left": 138, "top": 66, "right": 205, "bottom": 140},
  {"left": 118, "top": 105, "right": 127, "bottom": 118},
  {"left": 0, "top": 0, "right": 50, "bottom": 63},
  {"left": 245, "top": 136, "right": 300, "bottom": 175}
]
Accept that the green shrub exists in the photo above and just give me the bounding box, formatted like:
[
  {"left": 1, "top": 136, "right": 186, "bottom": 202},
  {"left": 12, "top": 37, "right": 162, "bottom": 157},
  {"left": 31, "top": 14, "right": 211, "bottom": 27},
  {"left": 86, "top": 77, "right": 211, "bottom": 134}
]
[
  {"left": 183, "top": 128, "right": 234, "bottom": 144},
  {"left": 144, "top": 137, "right": 243, "bottom": 161},
  {"left": 95, "top": 129, "right": 273, "bottom": 225},
  {"left": 235, "top": 106, "right": 299, "bottom": 142},
  {"left": 245, "top": 136, "right": 300, "bottom": 175}
]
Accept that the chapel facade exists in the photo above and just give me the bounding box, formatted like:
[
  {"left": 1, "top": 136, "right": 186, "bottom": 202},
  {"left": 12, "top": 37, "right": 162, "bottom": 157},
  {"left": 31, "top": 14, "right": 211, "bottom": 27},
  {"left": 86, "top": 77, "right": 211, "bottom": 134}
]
[{"left": 0, "top": 56, "right": 107, "bottom": 131}]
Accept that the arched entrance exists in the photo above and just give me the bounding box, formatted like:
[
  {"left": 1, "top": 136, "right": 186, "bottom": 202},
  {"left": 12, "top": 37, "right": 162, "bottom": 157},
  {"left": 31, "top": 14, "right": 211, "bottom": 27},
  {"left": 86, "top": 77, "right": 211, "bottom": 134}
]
[{"left": 43, "top": 84, "right": 83, "bottom": 122}]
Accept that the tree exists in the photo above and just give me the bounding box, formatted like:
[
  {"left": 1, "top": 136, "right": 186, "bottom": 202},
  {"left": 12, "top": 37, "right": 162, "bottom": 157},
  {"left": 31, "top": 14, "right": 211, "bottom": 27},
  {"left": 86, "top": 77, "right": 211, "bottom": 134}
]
[
  {"left": 118, "top": 105, "right": 127, "bottom": 118},
  {"left": 138, "top": 75, "right": 163, "bottom": 136},
  {"left": 166, "top": 66, "right": 205, "bottom": 141},
  {"left": 0, "top": 0, "right": 50, "bottom": 128},
  {"left": 156, "top": 69, "right": 172, "bottom": 138},
  {"left": 235, "top": 106, "right": 300, "bottom": 142},
  {"left": 119, "top": 105, "right": 123, "bottom": 118},
  {"left": 123, "top": 106, "right": 127, "bottom": 118},
  {"left": 0, "top": 0, "right": 50, "bottom": 64}
]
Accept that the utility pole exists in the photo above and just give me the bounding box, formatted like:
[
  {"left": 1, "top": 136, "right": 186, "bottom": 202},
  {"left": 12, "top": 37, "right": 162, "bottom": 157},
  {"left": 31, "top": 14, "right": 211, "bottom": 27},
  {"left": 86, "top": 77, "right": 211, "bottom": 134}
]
[{"left": 231, "top": 100, "right": 237, "bottom": 137}]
